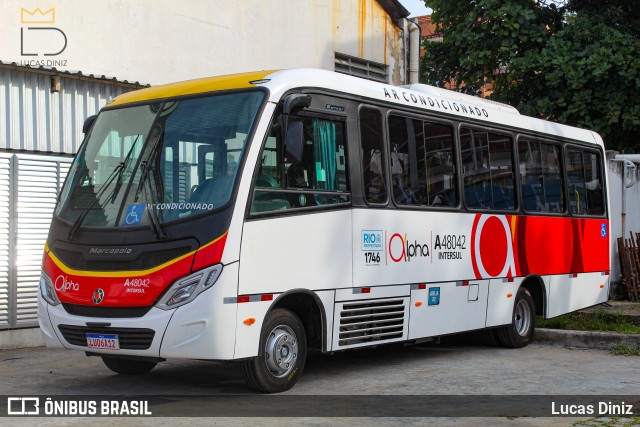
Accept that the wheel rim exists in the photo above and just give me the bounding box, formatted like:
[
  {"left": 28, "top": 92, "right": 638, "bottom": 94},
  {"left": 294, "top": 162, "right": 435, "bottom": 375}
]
[
  {"left": 514, "top": 298, "right": 532, "bottom": 336},
  {"left": 264, "top": 325, "right": 298, "bottom": 378}
]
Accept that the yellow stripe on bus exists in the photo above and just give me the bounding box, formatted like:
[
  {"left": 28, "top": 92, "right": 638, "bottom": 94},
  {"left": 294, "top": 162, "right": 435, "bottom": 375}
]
[
  {"left": 44, "top": 242, "right": 196, "bottom": 278},
  {"left": 44, "top": 229, "right": 229, "bottom": 278},
  {"left": 107, "top": 70, "right": 276, "bottom": 107}
]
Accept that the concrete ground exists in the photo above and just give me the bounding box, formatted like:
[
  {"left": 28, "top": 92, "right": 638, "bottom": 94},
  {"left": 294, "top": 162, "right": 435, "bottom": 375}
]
[
  {"left": 1, "top": 301, "right": 639, "bottom": 425},
  {"left": 1, "top": 340, "right": 639, "bottom": 426}
]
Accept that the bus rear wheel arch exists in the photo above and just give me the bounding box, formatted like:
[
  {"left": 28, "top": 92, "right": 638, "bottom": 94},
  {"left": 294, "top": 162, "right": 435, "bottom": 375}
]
[{"left": 240, "top": 308, "right": 307, "bottom": 393}]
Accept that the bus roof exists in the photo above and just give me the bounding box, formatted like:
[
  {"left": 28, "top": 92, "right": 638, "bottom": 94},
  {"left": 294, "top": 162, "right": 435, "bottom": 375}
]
[
  {"left": 107, "top": 68, "right": 600, "bottom": 147},
  {"left": 106, "top": 70, "right": 275, "bottom": 107}
]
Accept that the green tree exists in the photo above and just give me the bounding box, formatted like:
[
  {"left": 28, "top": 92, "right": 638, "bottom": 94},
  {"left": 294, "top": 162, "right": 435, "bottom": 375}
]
[{"left": 421, "top": 0, "right": 640, "bottom": 151}]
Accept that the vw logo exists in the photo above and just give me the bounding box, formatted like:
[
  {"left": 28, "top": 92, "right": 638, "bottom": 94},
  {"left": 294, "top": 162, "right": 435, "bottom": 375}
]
[{"left": 92, "top": 288, "right": 105, "bottom": 305}]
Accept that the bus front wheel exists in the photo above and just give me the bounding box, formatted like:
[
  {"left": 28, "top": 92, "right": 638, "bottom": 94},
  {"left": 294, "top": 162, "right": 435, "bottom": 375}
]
[
  {"left": 241, "top": 308, "right": 307, "bottom": 393},
  {"left": 101, "top": 356, "right": 157, "bottom": 375},
  {"left": 496, "top": 287, "right": 535, "bottom": 348}
]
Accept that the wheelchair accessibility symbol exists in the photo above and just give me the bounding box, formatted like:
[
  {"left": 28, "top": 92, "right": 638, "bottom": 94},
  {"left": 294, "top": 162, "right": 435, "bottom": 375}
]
[
  {"left": 601, "top": 223, "right": 607, "bottom": 238},
  {"left": 124, "top": 204, "right": 145, "bottom": 225}
]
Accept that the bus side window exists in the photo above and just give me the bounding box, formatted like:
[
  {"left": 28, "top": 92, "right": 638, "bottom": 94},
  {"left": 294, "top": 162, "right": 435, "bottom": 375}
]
[
  {"left": 566, "top": 149, "right": 587, "bottom": 215},
  {"left": 388, "top": 115, "right": 458, "bottom": 207},
  {"left": 518, "top": 138, "right": 565, "bottom": 214},
  {"left": 461, "top": 128, "right": 491, "bottom": 209},
  {"left": 423, "top": 121, "right": 457, "bottom": 206},
  {"left": 251, "top": 112, "right": 350, "bottom": 214},
  {"left": 251, "top": 121, "right": 289, "bottom": 213},
  {"left": 566, "top": 148, "right": 604, "bottom": 216},
  {"left": 541, "top": 143, "right": 564, "bottom": 213},
  {"left": 461, "top": 127, "right": 515, "bottom": 210},
  {"left": 359, "top": 107, "right": 387, "bottom": 204},
  {"left": 585, "top": 151, "right": 604, "bottom": 215}
]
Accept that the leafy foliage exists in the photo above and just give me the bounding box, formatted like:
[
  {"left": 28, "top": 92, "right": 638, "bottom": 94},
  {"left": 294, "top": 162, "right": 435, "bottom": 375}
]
[{"left": 421, "top": 0, "right": 640, "bottom": 151}]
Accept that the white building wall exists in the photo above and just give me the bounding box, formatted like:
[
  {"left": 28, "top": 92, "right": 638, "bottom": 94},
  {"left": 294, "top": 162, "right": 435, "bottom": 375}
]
[
  {"left": 607, "top": 158, "right": 640, "bottom": 283},
  {"left": 0, "top": 0, "right": 407, "bottom": 86}
]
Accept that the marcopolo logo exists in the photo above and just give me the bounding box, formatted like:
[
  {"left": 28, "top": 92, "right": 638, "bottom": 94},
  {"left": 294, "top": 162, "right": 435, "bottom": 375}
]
[
  {"left": 388, "top": 233, "right": 429, "bottom": 263},
  {"left": 89, "top": 247, "right": 133, "bottom": 255}
]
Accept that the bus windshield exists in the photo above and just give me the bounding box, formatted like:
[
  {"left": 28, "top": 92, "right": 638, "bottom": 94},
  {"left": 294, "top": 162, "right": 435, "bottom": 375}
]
[{"left": 56, "top": 90, "right": 265, "bottom": 229}]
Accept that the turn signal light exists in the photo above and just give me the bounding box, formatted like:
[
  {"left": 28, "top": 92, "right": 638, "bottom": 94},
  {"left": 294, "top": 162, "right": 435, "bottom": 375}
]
[
  {"left": 507, "top": 293, "right": 513, "bottom": 298},
  {"left": 243, "top": 318, "right": 256, "bottom": 326}
]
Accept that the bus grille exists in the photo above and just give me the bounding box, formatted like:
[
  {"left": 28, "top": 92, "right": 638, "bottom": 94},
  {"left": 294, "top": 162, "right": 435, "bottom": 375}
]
[
  {"left": 58, "top": 325, "right": 155, "bottom": 350},
  {"left": 61, "top": 303, "right": 152, "bottom": 318},
  {"left": 338, "top": 299, "right": 405, "bottom": 347},
  {"left": 53, "top": 246, "right": 192, "bottom": 271}
]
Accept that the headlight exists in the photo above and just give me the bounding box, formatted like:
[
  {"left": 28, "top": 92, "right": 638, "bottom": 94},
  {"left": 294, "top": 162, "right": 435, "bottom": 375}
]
[
  {"left": 39, "top": 271, "right": 60, "bottom": 306},
  {"left": 155, "top": 264, "right": 223, "bottom": 310}
]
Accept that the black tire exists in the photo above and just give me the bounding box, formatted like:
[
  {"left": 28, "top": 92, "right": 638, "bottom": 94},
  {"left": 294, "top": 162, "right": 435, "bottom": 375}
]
[
  {"left": 496, "top": 287, "right": 535, "bottom": 348},
  {"left": 241, "top": 308, "right": 307, "bottom": 393},
  {"left": 102, "top": 356, "right": 157, "bottom": 375}
]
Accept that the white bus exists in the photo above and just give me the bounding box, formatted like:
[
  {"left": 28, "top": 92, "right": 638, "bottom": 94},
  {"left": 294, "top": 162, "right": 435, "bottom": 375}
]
[{"left": 38, "top": 69, "right": 610, "bottom": 392}]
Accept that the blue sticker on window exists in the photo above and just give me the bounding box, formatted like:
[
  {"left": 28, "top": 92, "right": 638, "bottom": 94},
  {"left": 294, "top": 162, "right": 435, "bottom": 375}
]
[
  {"left": 428, "top": 287, "right": 440, "bottom": 306},
  {"left": 124, "top": 204, "right": 145, "bottom": 225},
  {"left": 601, "top": 223, "right": 607, "bottom": 238}
]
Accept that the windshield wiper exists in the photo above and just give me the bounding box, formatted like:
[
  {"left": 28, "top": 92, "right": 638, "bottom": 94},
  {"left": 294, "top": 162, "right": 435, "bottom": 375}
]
[
  {"left": 67, "top": 135, "right": 142, "bottom": 241},
  {"left": 67, "top": 162, "right": 123, "bottom": 241},
  {"left": 111, "top": 135, "right": 141, "bottom": 203},
  {"left": 134, "top": 127, "right": 166, "bottom": 239},
  {"left": 134, "top": 160, "right": 167, "bottom": 239}
]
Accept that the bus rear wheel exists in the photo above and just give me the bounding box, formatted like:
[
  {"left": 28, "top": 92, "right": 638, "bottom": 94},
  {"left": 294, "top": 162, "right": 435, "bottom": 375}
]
[
  {"left": 496, "top": 287, "right": 535, "bottom": 348},
  {"left": 101, "top": 356, "right": 157, "bottom": 375},
  {"left": 241, "top": 308, "right": 307, "bottom": 393}
]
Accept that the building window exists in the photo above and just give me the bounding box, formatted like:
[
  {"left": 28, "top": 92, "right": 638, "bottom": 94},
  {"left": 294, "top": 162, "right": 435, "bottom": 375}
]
[{"left": 334, "top": 52, "right": 388, "bottom": 83}]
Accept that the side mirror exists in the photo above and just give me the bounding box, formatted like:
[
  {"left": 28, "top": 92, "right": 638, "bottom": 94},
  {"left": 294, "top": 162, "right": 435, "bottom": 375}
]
[
  {"left": 82, "top": 114, "right": 98, "bottom": 134},
  {"left": 284, "top": 121, "right": 304, "bottom": 164},
  {"left": 283, "top": 94, "right": 311, "bottom": 115}
]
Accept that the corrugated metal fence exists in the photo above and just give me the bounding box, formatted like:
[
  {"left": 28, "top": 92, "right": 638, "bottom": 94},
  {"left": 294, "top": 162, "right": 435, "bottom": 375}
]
[
  {"left": 0, "top": 66, "right": 136, "bottom": 154},
  {"left": 0, "top": 153, "right": 72, "bottom": 329},
  {"left": 0, "top": 65, "right": 142, "bottom": 330}
]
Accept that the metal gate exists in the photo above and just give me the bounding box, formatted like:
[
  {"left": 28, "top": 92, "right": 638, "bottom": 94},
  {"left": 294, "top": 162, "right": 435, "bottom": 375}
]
[{"left": 0, "top": 153, "right": 72, "bottom": 330}]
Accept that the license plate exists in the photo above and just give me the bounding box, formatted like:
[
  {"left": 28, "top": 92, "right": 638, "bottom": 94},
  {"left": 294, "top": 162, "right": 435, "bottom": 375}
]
[{"left": 86, "top": 333, "right": 120, "bottom": 350}]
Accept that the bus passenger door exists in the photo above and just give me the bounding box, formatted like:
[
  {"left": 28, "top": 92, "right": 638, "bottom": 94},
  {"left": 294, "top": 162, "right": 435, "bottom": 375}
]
[{"left": 240, "top": 110, "right": 352, "bottom": 295}]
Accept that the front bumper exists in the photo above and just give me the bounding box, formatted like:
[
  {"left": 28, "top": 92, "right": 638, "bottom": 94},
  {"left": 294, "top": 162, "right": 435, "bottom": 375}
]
[{"left": 40, "top": 262, "right": 240, "bottom": 360}]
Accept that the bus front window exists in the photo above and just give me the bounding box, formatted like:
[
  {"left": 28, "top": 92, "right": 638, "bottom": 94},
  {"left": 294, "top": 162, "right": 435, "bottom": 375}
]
[{"left": 56, "top": 91, "right": 265, "bottom": 231}]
